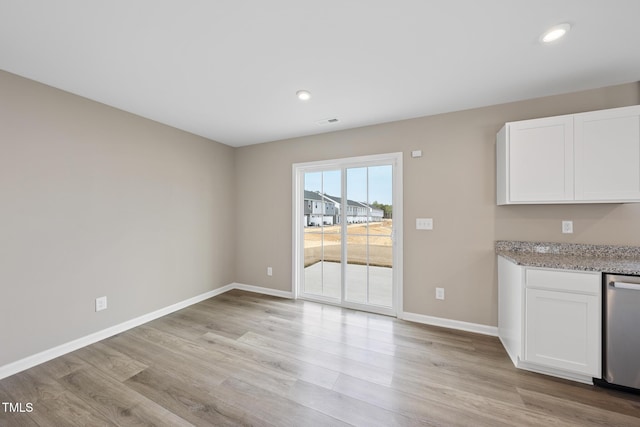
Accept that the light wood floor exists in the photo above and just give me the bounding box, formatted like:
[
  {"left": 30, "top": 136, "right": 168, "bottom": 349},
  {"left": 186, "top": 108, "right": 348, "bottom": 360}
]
[{"left": 2, "top": 290, "right": 640, "bottom": 426}]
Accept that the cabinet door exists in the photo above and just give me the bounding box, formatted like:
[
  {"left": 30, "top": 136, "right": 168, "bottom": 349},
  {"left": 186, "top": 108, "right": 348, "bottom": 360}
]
[
  {"left": 574, "top": 105, "right": 640, "bottom": 201},
  {"left": 525, "top": 289, "right": 600, "bottom": 376},
  {"left": 508, "top": 116, "right": 574, "bottom": 202}
]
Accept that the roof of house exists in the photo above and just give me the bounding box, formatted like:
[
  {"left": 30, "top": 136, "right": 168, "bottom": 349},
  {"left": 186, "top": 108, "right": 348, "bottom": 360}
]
[
  {"left": 304, "top": 191, "right": 386, "bottom": 213},
  {"left": 304, "top": 190, "right": 325, "bottom": 201}
]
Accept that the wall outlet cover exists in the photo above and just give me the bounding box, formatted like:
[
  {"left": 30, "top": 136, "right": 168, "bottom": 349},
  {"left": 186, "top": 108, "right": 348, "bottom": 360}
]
[{"left": 95, "top": 296, "right": 107, "bottom": 312}]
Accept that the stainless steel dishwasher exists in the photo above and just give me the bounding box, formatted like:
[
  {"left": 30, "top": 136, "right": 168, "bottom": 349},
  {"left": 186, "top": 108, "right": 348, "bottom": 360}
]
[{"left": 601, "top": 274, "right": 640, "bottom": 391}]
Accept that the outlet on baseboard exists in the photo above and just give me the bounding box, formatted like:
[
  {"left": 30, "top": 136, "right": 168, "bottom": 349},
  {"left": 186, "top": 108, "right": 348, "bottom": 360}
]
[
  {"left": 435, "top": 287, "right": 445, "bottom": 300},
  {"left": 95, "top": 296, "right": 107, "bottom": 312}
]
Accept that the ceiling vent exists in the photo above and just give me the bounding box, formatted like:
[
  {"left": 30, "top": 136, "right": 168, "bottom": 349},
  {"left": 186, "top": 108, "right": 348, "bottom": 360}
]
[{"left": 316, "top": 118, "right": 339, "bottom": 126}]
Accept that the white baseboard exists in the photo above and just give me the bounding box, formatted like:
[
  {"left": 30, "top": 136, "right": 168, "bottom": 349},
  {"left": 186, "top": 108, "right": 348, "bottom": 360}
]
[
  {"left": 231, "top": 282, "right": 294, "bottom": 299},
  {"left": 2, "top": 283, "right": 494, "bottom": 380},
  {"left": 0, "top": 284, "right": 234, "bottom": 381},
  {"left": 401, "top": 311, "right": 498, "bottom": 337},
  {"left": 517, "top": 360, "right": 594, "bottom": 385}
]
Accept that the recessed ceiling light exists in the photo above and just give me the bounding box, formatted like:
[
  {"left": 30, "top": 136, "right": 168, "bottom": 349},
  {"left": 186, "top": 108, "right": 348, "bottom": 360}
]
[
  {"left": 296, "top": 90, "right": 311, "bottom": 101},
  {"left": 540, "top": 23, "right": 571, "bottom": 44}
]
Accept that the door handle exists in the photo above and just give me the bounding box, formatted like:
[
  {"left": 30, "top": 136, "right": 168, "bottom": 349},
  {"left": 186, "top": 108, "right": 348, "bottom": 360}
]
[{"left": 611, "top": 281, "right": 640, "bottom": 291}]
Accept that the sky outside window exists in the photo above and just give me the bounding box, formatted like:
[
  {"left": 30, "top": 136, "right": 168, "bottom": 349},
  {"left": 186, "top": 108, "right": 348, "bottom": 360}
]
[{"left": 304, "top": 165, "right": 392, "bottom": 205}]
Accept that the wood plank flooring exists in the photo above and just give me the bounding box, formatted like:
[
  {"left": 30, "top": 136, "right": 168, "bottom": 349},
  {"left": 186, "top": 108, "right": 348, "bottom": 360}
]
[{"left": 2, "top": 289, "right": 640, "bottom": 426}]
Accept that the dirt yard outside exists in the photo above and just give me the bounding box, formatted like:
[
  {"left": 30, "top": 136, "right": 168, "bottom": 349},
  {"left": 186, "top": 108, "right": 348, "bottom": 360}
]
[{"left": 304, "top": 220, "right": 393, "bottom": 267}]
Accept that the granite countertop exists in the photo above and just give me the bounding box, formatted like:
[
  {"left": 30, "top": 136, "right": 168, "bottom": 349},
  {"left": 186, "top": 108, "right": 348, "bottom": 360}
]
[{"left": 496, "top": 241, "right": 640, "bottom": 276}]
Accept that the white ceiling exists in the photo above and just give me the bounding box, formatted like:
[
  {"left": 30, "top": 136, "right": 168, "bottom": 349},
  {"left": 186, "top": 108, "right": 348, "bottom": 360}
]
[{"left": 1, "top": 1, "right": 639, "bottom": 147}]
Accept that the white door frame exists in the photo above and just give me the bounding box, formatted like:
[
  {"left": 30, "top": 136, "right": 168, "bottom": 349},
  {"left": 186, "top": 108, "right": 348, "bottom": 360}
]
[{"left": 292, "top": 152, "right": 403, "bottom": 317}]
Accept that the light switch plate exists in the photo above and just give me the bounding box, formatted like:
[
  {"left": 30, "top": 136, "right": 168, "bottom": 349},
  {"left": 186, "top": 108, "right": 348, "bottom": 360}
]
[
  {"left": 416, "top": 218, "right": 433, "bottom": 230},
  {"left": 411, "top": 150, "right": 423, "bottom": 158}
]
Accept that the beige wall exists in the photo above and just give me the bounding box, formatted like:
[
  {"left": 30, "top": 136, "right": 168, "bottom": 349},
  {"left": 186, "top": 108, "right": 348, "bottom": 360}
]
[
  {"left": 0, "top": 71, "right": 236, "bottom": 367},
  {"left": 235, "top": 82, "right": 640, "bottom": 327},
  {"left": 2, "top": 68, "right": 638, "bottom": 369}
]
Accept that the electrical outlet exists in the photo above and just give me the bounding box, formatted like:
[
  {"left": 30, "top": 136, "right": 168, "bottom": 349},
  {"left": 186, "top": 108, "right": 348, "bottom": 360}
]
[
  {"left": 95, "top": 296, "right": 107, "bottom": 312},
  {"left": 267, "top": 267, "right": 273, "bottom": 276},
  {"left": 435, "top": 287, "right": 445, "bottom": 300},
  {"left": 562, "top": 220, "right": 573, "bottom": 234}
]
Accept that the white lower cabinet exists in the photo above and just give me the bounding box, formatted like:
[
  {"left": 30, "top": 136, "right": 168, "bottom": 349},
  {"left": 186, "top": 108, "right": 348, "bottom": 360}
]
[
  {"left": 525, "top": 288, "right": 600, "bottom": 376},
  {"left": 498, "top": 256, "right": 601, "bottom": 383}
]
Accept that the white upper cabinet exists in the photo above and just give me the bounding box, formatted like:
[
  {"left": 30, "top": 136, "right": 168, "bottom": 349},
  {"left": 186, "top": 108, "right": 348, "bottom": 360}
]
[
  {"left": 503, "top": 115, "right": 574, "bottom": 203},
  {"left": 574, "top": 107, "right": 640, "bottom": 201},
  {"left": 497, "top": 105, "right": 640, "bottom": 205}
]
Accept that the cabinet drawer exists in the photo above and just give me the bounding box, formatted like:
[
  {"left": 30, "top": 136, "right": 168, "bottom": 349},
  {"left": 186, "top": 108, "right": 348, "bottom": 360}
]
[{"left": 525, "top": 268, "right": 600, "bottom": 294}]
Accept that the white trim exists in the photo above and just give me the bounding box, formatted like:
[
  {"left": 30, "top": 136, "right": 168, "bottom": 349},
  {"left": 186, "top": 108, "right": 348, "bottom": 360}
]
[
  {"left": 231, "top": 282, "right": 294, "bottom": 299},
  {"left": 1, "top": 283, "right": 498, "bottom": 381},
  {"left": 394, "top": 155, "right": 404, "bottom": 316},
  {"left": 401, "top": 311, "right": 499, "bottom": 337},
  {"left": 0, "top": 282, "right": 294, "bottom": 380},
  {"left": 0, "top": 284, "right": 234, "bottom": 380},
  {"left": 518, "top": 360, "right": 594, "bottom": 385},
  {"left": 291, "top": 164, "right": 302, "bottom": 300}
]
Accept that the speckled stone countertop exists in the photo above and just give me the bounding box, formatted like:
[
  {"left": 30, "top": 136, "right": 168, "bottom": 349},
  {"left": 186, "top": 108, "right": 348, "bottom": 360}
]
[{"left": 496, "top": 241, "right": 640, "bottom": 275}]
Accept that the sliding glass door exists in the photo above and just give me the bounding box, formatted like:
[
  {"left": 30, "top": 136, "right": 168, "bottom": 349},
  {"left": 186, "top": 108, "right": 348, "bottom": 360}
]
[
  {"left": 302, "top": 169, "right": 342, "bottom": 300},
  {"left": 344, "top": 165, "right": 394, "bottom": 307},
  {"left": 294, "top": 153, "right": 402, "bottom": 316}
]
